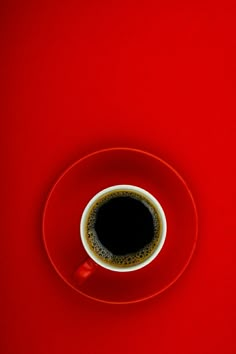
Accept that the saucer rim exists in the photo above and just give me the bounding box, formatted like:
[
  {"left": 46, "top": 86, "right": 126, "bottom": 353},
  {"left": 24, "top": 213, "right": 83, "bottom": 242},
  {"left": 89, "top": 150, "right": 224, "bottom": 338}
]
[{"left": 42, "top": 147, "right": 198, "bottom": 305}]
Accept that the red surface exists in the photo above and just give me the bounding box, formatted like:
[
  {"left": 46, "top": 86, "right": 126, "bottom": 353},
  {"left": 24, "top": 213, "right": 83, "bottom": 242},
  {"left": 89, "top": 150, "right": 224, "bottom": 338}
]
[
  {"left": 43, "top": 148, "right": 197, "bottom": 304},
  {"left": 1, "top": 0, "right": 235, "bottom": 353}
]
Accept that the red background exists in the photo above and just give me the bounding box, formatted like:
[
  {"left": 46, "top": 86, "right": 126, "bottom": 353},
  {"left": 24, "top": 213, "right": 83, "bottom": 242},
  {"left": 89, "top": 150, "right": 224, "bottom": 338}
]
[{"left": 1, "top": 0, "right": 235, "bottom": 353}]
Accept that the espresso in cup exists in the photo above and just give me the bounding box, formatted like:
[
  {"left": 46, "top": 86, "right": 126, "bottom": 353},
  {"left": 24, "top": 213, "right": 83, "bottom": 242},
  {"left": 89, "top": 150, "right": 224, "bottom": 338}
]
[{"left": 80, "top": 185, "right": 167, "bottom": 272}]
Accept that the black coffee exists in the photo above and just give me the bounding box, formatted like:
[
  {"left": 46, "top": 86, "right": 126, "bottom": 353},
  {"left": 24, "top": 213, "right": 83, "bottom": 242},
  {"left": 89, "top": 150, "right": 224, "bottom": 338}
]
[{"left": 85, "top": 190, "right": 162, "bottom": 267}]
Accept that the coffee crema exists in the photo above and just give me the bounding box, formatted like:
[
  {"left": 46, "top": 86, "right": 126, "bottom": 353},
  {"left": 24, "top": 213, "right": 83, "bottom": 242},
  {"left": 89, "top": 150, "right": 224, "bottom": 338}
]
[{"left": 84, "top": 190, "right": 162, "bottom": 268}]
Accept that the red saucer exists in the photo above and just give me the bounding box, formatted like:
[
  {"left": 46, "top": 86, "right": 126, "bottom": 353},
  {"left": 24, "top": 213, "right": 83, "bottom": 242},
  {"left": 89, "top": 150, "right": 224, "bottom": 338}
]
[{"left": 42, "top": 148, "right": 198, "bottom": 304}]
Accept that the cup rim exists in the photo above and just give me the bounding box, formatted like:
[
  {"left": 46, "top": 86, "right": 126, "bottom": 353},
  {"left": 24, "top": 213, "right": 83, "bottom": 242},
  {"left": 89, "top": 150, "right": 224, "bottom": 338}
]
[{"left": 80, "top": 184, "right": 167, "bottom": 272}]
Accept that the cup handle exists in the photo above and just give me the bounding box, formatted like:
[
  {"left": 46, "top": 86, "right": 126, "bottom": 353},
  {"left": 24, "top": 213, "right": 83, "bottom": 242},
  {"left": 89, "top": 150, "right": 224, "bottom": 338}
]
[{"left": 74, "top": 257, "right": 98, "bottom": 285}]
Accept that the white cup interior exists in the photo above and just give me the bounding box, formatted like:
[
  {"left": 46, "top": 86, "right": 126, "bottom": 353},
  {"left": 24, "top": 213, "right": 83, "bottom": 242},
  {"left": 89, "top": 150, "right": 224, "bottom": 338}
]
[{"left": 80, "top": 185, "right": 167, "bottom": 272}]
